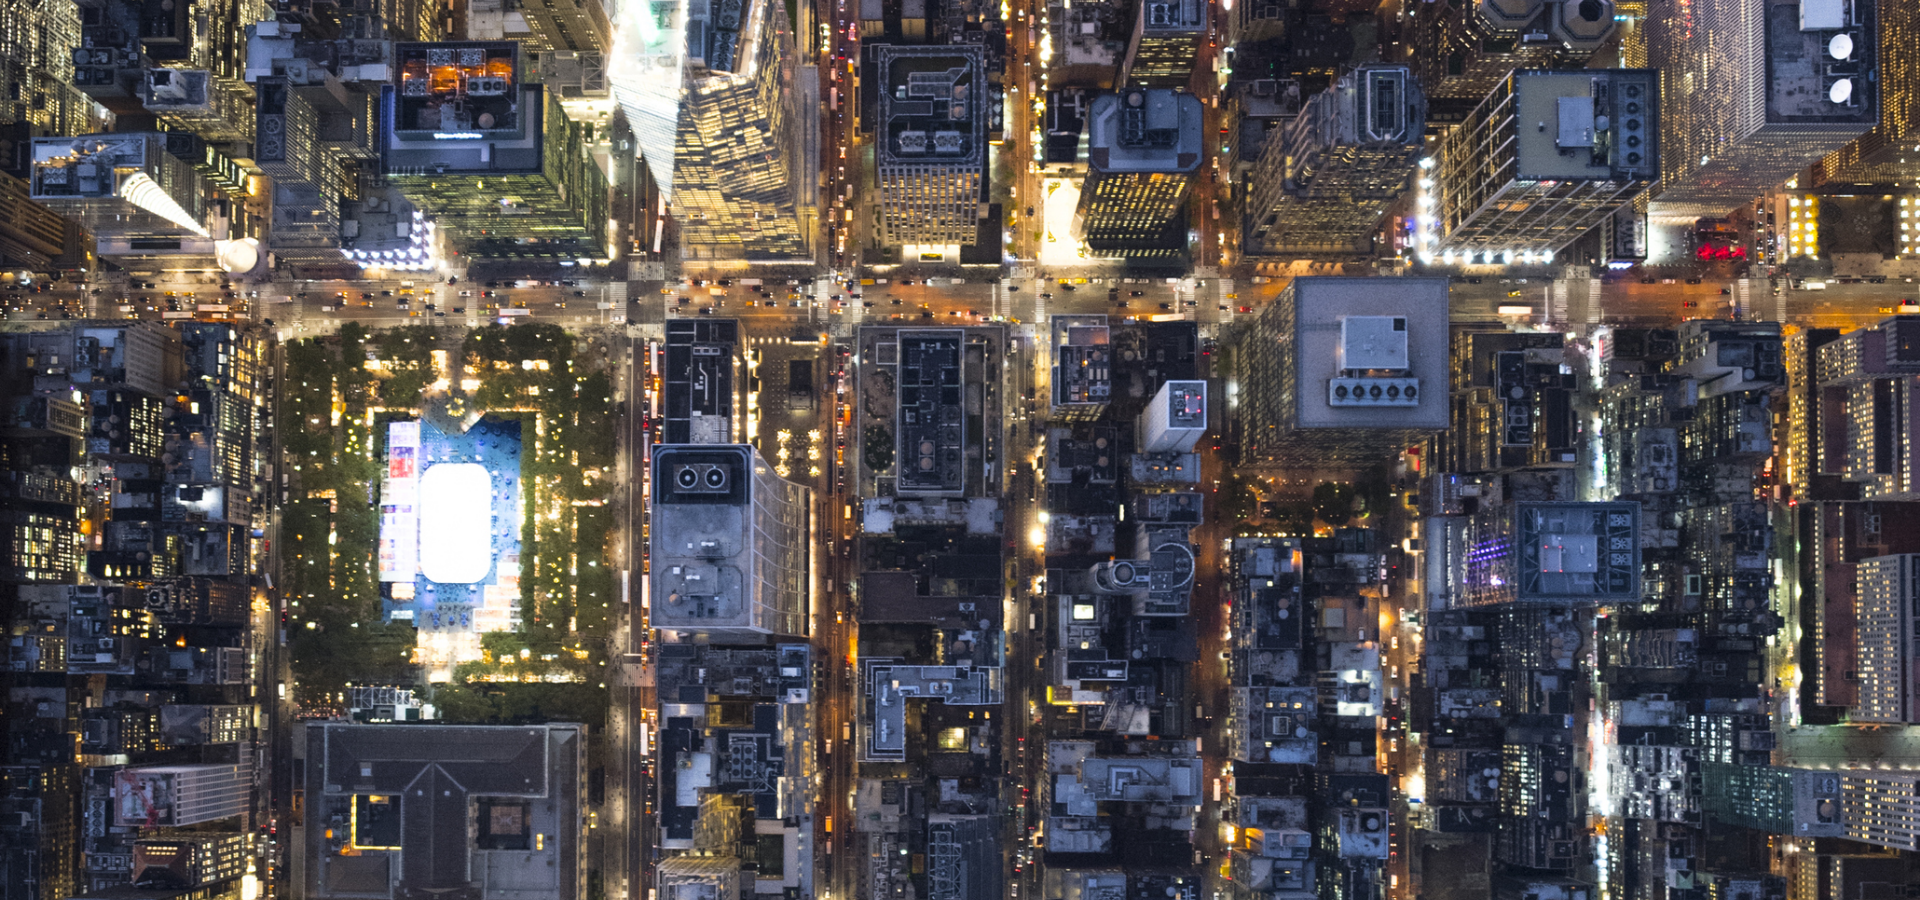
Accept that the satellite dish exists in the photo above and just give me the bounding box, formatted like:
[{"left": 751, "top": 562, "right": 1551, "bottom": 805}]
[
  {"left": 1830, "top": 78, "right": 1853, "bottom": 104},
  {"left": 1829, "top": 33, "right": 1853, "bottom": 60}
]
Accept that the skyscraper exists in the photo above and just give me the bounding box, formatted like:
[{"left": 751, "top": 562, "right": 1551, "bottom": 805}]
[
  {"left": 649, "top": 444, "right": 811, "bottom": 641},
  {"left": 1405, "top": 0, "right": 1617, "bottom": 105},
  {"left": 1076, "top": 88, "right": 1203, "bottom": 260},
  {"left": 674, "top": 0, "right": 814, "bottom": 260},
  {"left": 1228, "top": 277, "right": 1450, "bottom": 467},
  {"left": 1430, "top": 69, "right": 1659, "bottom": 260},
  {"left": 1853, "top": 554, "right": 1920, "bottom": 724},
  {"left": 380, "top": 42, "right": 610, "bottom": 258},
  {"left": 873, "top": 44, "right": 989, "bottom": 252},
  {"left": 1840, "top": 771, "right": 1920, "bottom": 851},
  {"left": 1646, "top": 0, "right": 1878, "bottom": 214},
  {"left": 1118, "top": 0, "right": 1207, "bottom": 89},
  {"left": 1815, "top": 0, "right": 1918, "bottom": 183},
  {"left": 1245, "top": 65, "right": 1425, "bottom": 257},
  {"left": 29, "top": 133, "right": 216, "bottom": 257},
  {"left": 1443, "top": 502, "right": 1644, "bottom": 608}
]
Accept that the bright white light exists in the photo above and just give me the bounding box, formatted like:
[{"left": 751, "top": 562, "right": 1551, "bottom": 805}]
[{"left": 418, "top": 463, "right": 493, "bottom": 584}]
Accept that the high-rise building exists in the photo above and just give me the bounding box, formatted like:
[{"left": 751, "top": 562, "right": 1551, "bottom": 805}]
[
  {"left": 873, "top": 44, "right": 988, "bottom": 251},
  {"left": 111, "top": 762, "right": 251, "bottom": 827},
  {"left": 1814, "top": 316, "right": 1920, "bottom": 500},
  {"left": 894, "top": 331, "right": 969, "bottom": 497},
  {"left": 1404, "top": 0, "right": 1617, "bottom": 104},
  {"left": 1245, "top": 65, "right": 1425, "bottom": 257},
  {"left": 1853, "top": 554, "right": 1920, "bottom": 723},
  {"left": 0, "top": 171, "right": 88, "bottom": 278},
  {"left": 1430, "top": 69, "right": 1659, "bottom": 260},
  {"left": 1646, "top": 0, "right": 1878, "bottom": 215},
  {"left": 131, "top": 833, "right": 248, "bottom": 888},
  {"left": 1839, "top": 770, "right": 1920, "bottom": 851},
  {"left": 0, "top": 0, "right": 99, "bottom": 137},
  {"left": 255, "top": 76, "right": 345, "bottom": 261},
  {"left": 663, "top": 319, "right": 742, "bottom": 444},
  {"left": 517, "top": 0, "right": 611, "bottom": 53},
  {"left": 1118, "top": 0, "right": 1207, "bottom": 89},
  {"left": 1228, "top": 277, "right": 1449, "bottom": 467},
  {"left": 1075, "top": 88, "right": 1203, "bottom": 260},
  {"left": 1050, "top": 315, "right": 1112, "bottom": 422},
  {"left": 1815, "top": 0, "right": 1919, "bottom": 183},
  {"left": 658, "top": 857, "right": 744, "bottom": 900},
  {"left": 302, "top": 723, "right": 587, "bottom": 900},
  {"left": 1700, "top": 763, "right": 1845, "bottom": 837},
  {"left": 380, "top": 42, "right": 609, "bottom": 258},
  {"left": 29, "top": 133, "right": 216, "bottom": 257},
  {"left": 649, "top": 444, "right": 811, "bottom": 641},
  {"left": 674, "top": 0, "right": 813, "bottom": 260},
  {"left": 1139, "top": 380, "right": 1207, "bottom": 453},
  {"left": 1443, "top": 501, "right": 1643, "bottom": 608}
]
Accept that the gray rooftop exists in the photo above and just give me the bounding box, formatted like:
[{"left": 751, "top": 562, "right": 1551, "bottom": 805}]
[
  {"left": 383, "top": 42, "right": 542, "bottom": 174},
  {"left": 895, "top": 332, "right": 968, "bottom": 496},
  {"left": 874, "top": 44, "right": 987, "bottom": 170},
  {"left": 1767, "top": 0, "right": 1875, "bottom": 124},
  {"left": 1050, "top": 316, "right": 1112, "bottom": 410},
  {"left": 1290, "top": 278, "right": 1450, "bottom": 431},
  {"left": 650, "top": 444, "right": 810, "bottom": 638},
  {"left": 1086, "top": 90, "right": 1203, "bottom": 174},
  {"left": 302, "top": 723, "right": 584, "bottom": 900},
  {"left": 1512, "top": 70, "right": 1658, "bottom": 182}
]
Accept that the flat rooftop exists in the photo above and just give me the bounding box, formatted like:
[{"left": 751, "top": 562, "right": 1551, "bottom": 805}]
[
  {"left": 384, "top": 42, "right": 541, "bottom": 173},
  {"left": 1086, "top": 90, "right": 1203, "bottom": 174},
  {"left": 1051, "top": 315, "right": 1112, "bottom": 409},
  {"left": 303, "top": 723, "right": 583, "bottom": 900},
  {"left": 1512, "top": 70, "right": 1658, "bottom": 182},
  {"left": 1289, "top": 278, "right": 1449, "bottom": 431},
  {"left": 895, "top": 331, "right": 967, "bottom": 495},
  {"left": 664, "top": 319, "right": 739, "bottom": 444},
  {"left": 874, "top": 44, "right": 987, "bottom": 170},
  {"left": 1510, "top": 501, "right": 1641, "bottom": 601},
  {"left": 650, "top": 445, "right": 755, "bottom": 630},
  {"left": 1767, "top": 0, "right": 1875, "bottom": 125}
]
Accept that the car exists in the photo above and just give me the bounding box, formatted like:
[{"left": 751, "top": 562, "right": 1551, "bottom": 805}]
[
  {"left": 862, "top": 301, "right": 875, "bottom": 308},
  {"left": 451, "top": 307, "right": 465, "bottom": 314},
  {"left": 381, "top": 290, "right": 394, "bottom": 296},
  {"left": 1026, "top": 206, "right": 1035, "bottom": 216},
  {"left": 485, "top": 281, "right": 499, "bottom": 288},
  {"left": 1158, "top": 303, "right": 1171, "bottom": 310},
  {"left": 1685, "top": 277, "right": 1702, "bottom": 285},
  {"left": 1238, "top": 305, "right": 1252, "bottom": 313},
  {"left": 1507, "top": 290, "right": 1523, "bottom": 297},
  {"left": 573, "top": 290, "right": 586, "bottom": 297},
  {"left": 1681, "top": 300, "right": 1698, "bottom": 308},
  {"left": 698, "top": 306, "right": 714, "bottom": 314},
  {"left": 459, "top": 290, "right": 473, "bottom": 297},
  {"left": 1130, "top": 290, "right": 1144, "bottom": 297},
  {"left": 1719, "top": 287, "right": 1732, "bottom": 295},
  {"left": 891, "top": 298, "right": 903, "bottom": 305},
  {"left": 717, "top": 279, "right": 733, "bottom": 287}
]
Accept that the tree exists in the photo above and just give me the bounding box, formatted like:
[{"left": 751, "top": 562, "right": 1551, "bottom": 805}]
[
  {"left": 1312, "top": 481, "right": 1356, "bottom": 527},
  {"left": 1266, "top": 501, "right": 1315, "bottom": 535},
  {"left": 1220, "top": 474, "right": 1259, "bottom": 522},
  {"left": 864, "top": 424, "right": 894, "bottom": 473}
]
